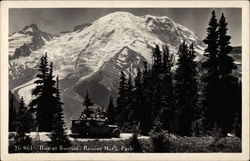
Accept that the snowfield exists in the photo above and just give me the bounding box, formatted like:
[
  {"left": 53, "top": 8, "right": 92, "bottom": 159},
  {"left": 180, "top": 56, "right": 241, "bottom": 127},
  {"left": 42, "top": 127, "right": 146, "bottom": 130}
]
[{"left": 9, "top": 33, "right": 33, "bottom": 56}]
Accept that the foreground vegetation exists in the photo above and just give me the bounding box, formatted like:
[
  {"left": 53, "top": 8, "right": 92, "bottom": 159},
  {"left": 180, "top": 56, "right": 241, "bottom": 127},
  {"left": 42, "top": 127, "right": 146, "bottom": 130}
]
[{"left": 9, "top": 133, "right": 241, "bottom": 153}]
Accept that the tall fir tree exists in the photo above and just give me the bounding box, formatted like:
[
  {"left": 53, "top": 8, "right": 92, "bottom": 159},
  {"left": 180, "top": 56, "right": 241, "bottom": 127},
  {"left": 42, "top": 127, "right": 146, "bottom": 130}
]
[
  {"left": 30, "top": 53, "right": 47, "bottom": 131},
  {"left": 49, "top": 77, "right": 71, "bottom": 152},
  {"left": 160, "top": 45, "right": 175, "bottom": 132},
  {"left": 151, "top": 45, "right": 164, "bottom": 124},
  {"left": 202, "top": 11, "right": 241, "bottom": 135},
  {"left": 107, "top": 96, "right": 115, "bottom": 124},
  {"left": 215, "top": 13, "right": 241, "bottom": 135},
  {"left": 14, "top": 97, "right": 32, "bottom": 152},
  {"left": 116, "top": 71, "right": 127, "bottom": 127},
  {"left": 139, "top": 62, "right": 153, "bottom": 135},
  {"left": 152, "top": 45, "right": 162, "bottom": 73},
  {"left": 126, "top": 72, "right": 136, "bottom": 129},
  {"left": 133, "top": 68, "right": 143, "bottom": 125},
  {"left": 174, "top": 42, "right": 198, "bottom": 136},
  {"left": 162, "top": 45, "right": 174, "bottom": 75},
  {"left": 202, "top": 10, "right": 220, "bottom": 131},
  {"left": 45, "top": 62, "right": 58, "bottom": 128},
  {"left": 203, "top": 10, "right": 219, "bottom": 75},
  {"left": 29, "top": 53, "right": 57, "bottom": 132},
  {"left": 217, "top": 13, "right": 236, "bottom": 76},
  {"left": 174, "top": 42, "right": 190, "bottom": 107}
]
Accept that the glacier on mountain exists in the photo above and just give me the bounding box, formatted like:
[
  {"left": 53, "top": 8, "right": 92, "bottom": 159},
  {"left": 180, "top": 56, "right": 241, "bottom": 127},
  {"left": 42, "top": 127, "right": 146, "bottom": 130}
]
[
  {"left": 9, "top": 11, "right": 205, "bottom": 122},
  {"left": 9, "top": 33, "right": 33, "bottom": 56}
]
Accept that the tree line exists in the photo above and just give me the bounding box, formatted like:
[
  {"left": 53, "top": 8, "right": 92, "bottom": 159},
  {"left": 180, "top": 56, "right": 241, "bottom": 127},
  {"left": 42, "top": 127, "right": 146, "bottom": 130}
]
[{"left": 107, "top": 10, "right": 241, "bottom": 137}]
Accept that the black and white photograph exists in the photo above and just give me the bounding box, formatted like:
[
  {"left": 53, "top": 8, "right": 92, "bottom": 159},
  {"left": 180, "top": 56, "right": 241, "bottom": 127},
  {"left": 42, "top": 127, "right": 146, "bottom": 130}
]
[{"left": 1, "top": 1, "right": 249, "bottom": 161}]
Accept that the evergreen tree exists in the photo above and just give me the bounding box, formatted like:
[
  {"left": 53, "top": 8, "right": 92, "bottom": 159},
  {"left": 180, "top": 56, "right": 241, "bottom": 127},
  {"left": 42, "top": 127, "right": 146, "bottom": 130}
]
[
  {"left": 160, "top": 45, "right": 175, "bottom": 132},
  {"left": 202, "top": 10, "right": 220, "bottom": 131},
  {"left": 203, "top": 10, "right": 219, "bottom": 75},
  {"left": 162, "top": 45, "right": 174, "bottom": 75},
  {"left": 9, "top": 93, "right": 16, "bottom": 132},
  {"left": 202, "top": 11, "right": 241, "bottom": 135},
  {"left": 46, "top": 62, "right": 58, "bottom": 103},
  {"left": 151, "top": 45, "right": 164, "bottom": 124},
  {"left": 133, "top": 68, "right": 143, "bottom": 124},
  {"left": 83, "top": 90, "right": 93, "bottom": 107},
  {"left": 217, "top": 13, "right": 240, "bottom": 134},
  {"left": 152, "top": 45, "right": 162, "bottom": 73},
  {"left": 116, "top": 71, "right": 127, "bottom": 127},
  {"left": 139, "top": 62, "right": 153, "bottom": 135},
  {"left": 45, "top": 62, "right": 58, "bottom": 127},
  {"left": 216, "top": 74, "right": 241, "bottom": 135},
  {"left": 14, "top": 97, "right": 32, "bottom": 152},
  {"left": 218, "top": 13, "right": 236, "bottom": 76},
  {"left": 107, "top": 96, "right": 115, "bottom": 124},
  {"left": 29, "top": 53, "right": 57, "bottom": 132},
  {"left": 82, "top": 90, "right": 94, "bottom": 118},
  {"left": 127, "top": 72, "right": 134, "bottom": 103},
  {"left": 49, "top": 77, "right": 71, "bottom": 152},
  {"left": 142, "top": 62, "right": 149, "bottom": 89},
  {"left": 216, "top": 13, "right": 240, "bottom": 135},
  {"left": 126, "top": 72, "right": 136, "bottom": 129},
  {"left": 134, "top": 68, "right": 142, "bottom": 91},
  {"left": 174, "top": 42, "right": 198, "bottom": 136}
]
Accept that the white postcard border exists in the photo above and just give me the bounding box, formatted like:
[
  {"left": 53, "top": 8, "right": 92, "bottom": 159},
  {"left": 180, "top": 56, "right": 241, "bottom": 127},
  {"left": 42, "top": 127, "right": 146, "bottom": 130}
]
[{"left": 1, "top": 1, "right": 249, "bottom": 161}]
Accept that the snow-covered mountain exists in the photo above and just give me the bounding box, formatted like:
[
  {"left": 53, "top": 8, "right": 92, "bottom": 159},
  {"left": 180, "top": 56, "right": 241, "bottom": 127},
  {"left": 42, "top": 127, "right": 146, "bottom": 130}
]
[
  {"left": 9, "top": 24, "right": 53, "bottom": 60},
  {"left": 9, "top": 11, "right": 205, "bottom": 126}
]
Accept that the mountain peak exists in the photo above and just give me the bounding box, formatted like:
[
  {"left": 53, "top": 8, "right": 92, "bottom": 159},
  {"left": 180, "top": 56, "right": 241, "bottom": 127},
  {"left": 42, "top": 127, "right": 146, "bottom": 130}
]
[
  {"left": 20, "top": 24, "right": 39, "bottom": 34},
  {"left": 9, "top": 23, "right": 53, "bottom": 59},
  {"left": 97, "top": 11, "right": 138, "bottom": 23},
  {"left": 101, "top": 11, "right": 172, "bottom": 23},
  {"left": 105, "top": 11, "right": 135, "bottom": 17},
  {"left": 145, "top": 14, "right": 173, "bottom": 23}
]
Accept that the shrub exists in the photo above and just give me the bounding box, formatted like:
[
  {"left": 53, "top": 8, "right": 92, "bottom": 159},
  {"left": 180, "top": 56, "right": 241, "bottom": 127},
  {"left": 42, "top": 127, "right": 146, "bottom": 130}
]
[
  {"left": 214, "top": 137, "right": 241, "bottom": 152},
  {"left": 128, "top": 133, "right": 142, "bottom": 152},
  {"left": 192, "top": 118, "right": 205, "bottom": 136},
  {"left": 150, "top": 131, "right": 170, "bottom": 152}
]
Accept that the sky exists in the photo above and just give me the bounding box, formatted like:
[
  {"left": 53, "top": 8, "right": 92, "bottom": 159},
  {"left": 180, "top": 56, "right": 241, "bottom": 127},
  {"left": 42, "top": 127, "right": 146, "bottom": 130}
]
[{"left": 9, "top": 8, "right": 241, "bottom": 46}]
